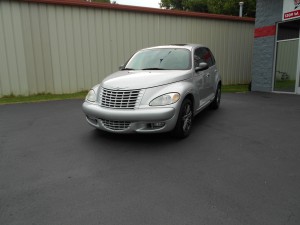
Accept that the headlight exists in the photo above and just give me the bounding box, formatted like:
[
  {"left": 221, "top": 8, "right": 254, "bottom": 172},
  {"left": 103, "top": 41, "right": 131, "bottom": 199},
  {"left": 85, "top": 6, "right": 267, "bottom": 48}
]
[
  {"left": 149, "top": 93, "right": 180, "bottom": 106},
  {"left": 86, "top": 89, "right": 96, "bottom": 102}
]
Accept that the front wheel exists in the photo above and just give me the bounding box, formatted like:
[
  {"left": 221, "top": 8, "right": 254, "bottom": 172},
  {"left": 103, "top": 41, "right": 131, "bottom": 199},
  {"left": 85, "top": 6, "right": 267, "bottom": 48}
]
[
  {"left": 210, "top": 84, "right": 221, "bottom": 110},
  {"left": 173, "top": 98, "right": 193, "bottom": 138}
]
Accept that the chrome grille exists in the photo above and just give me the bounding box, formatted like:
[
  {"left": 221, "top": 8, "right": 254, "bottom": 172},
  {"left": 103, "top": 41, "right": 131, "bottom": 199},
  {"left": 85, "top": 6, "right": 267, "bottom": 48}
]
[
  {"left": 99, "top": 88, "right": 144, "bottom": 109},
  {"left": 100, "top": 119, "right": 131, "bottom": 131}
]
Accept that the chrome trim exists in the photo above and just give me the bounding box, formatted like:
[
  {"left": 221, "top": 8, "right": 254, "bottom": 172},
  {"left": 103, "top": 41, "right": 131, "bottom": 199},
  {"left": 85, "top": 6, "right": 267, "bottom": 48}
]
[
  {"left": 100, "top": 119, "right": 131, "bottom": 131},
  {"left": 99, "top": 87, "right": 144, "bottom": 109}
]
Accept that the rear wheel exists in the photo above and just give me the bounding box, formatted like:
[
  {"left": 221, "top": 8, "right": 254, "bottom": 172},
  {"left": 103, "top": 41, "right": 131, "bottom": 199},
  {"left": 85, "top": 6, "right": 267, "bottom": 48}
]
[{"left": 174, "top": 98, "right": 193, "bottom": 138}]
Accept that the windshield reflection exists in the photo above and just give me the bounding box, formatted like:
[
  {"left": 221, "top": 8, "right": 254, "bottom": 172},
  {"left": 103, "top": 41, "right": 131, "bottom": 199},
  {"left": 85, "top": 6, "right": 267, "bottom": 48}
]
[{"left": 125, "top": 48, "right": 191, "bottom": 70}]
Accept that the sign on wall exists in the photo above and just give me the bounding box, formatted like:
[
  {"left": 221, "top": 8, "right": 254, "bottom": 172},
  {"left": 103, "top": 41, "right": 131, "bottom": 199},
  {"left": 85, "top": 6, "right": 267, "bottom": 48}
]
[{"left": 283, "top": 0, "right": 300, "bottom": 20}]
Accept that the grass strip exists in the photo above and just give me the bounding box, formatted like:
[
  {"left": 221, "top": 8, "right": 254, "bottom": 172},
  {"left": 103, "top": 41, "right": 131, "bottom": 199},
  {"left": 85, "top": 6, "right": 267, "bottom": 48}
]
[
  {"left": 222, "top": 84, "right": 249, "bottom": 93},
  {"left": 0, "top": 91, "right": 88, "bottom": 105},
  {"left": 0, "top": 84, "right": 249, "bottom": 105}
]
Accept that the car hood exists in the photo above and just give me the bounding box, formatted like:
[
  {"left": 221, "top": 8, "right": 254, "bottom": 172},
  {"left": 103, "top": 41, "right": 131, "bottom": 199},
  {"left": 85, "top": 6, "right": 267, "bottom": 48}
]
[{"left": 101, "top": 70, "right": 192, "bottom": 90}]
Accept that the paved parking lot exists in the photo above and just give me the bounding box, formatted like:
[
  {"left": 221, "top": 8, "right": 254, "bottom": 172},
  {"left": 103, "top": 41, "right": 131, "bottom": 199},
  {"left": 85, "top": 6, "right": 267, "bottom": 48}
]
[{"left": 0, "top": 93, "right": 299, "bottom": 225}]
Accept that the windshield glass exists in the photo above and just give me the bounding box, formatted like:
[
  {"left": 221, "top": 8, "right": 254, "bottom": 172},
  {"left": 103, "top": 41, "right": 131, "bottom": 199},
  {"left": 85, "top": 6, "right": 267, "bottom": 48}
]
[{"left": 124, "top": 48, "right": 191, "bottom": 70}]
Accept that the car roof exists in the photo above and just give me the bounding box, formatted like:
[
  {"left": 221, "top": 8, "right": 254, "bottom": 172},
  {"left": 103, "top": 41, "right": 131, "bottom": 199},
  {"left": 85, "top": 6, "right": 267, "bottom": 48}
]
[{"left": 143, "top": 44, "right": 206, "bottom": 51}]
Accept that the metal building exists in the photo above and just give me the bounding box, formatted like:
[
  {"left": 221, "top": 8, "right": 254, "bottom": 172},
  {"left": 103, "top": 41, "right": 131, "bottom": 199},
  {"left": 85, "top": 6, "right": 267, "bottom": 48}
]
[
  {"left": 252, "top": 0, "right": 300, "bottom": 95},
  {"left": 0, "top": 0, "right": 254, "bottom": 97}
]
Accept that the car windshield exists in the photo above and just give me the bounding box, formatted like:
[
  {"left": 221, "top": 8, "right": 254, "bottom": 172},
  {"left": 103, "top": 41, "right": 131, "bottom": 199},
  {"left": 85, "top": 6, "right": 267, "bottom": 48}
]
[{"left": 124, "top": 48, "right": 191, "bottom": 70}]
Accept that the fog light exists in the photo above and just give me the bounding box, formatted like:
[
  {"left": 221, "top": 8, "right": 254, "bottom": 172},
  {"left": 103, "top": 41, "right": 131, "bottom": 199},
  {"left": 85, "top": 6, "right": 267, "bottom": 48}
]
[
  {"left": 86, "top": 116, "right": 98, "bottom": 125},
  {"left": 151, "top": 122, "right": 165, "bottom": 128}
]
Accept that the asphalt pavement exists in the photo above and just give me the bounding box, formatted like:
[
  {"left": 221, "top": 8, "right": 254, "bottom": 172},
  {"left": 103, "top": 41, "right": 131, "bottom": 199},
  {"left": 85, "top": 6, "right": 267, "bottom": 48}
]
[{"left": 0, "top": 92, "right": 299, "bottom": 225}]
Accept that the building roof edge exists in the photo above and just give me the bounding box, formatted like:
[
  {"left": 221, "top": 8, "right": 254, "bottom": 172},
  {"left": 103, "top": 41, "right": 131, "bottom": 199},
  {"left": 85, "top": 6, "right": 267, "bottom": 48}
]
[{"left": 19, "top": 0, "right": 255, "bottom": 23}]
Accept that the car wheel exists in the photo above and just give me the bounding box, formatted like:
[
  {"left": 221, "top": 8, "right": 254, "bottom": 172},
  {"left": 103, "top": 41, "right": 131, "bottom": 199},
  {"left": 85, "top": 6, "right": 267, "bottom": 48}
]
[
  {"left": 174, "top": 98, "right": 193, "bottom": 138},
  {"left": 210, "top": 84, "right": 221, "bottom": 110}
]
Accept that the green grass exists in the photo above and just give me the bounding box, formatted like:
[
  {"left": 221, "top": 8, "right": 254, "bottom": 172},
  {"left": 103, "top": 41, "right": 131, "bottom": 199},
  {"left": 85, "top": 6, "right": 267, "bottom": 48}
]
[
  {"left": 0, "top": 91, "right": 88, "bottom": 105},
  {"left": 0, "top": 84, "right": 249, "bottom": 105},
  {"left": 221, "top": 84, "right": 249, "bottom": 93}
]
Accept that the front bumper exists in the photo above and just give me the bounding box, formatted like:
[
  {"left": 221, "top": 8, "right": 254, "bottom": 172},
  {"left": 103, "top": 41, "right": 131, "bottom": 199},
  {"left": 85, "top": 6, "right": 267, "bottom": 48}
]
[{"left": 82, "top": 102, "right": 177, "bottom": 133}]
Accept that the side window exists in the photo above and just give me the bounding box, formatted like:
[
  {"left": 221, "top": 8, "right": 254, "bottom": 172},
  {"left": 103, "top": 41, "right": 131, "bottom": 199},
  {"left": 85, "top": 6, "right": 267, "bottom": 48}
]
[
  {"left": 194, "top": 47, "right": 214, "bottom": 68},
  {"left": 194, "top": 48, "right": 207, "bottom": 68},
  {"left": 206, "top": 48, "right": 216, "bottom": 66},
  {"left": 202, "top": 48, "right": 213, "bottom": 67}
]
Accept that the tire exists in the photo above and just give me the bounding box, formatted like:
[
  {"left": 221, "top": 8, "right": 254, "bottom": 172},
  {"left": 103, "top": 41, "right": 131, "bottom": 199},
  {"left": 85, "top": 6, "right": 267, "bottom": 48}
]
[
  {"left": 210, "top": 84, "right": 221, "bottom": 110},
  {"left": 174, "top": 98, "right": 193, "bottom": 138}
]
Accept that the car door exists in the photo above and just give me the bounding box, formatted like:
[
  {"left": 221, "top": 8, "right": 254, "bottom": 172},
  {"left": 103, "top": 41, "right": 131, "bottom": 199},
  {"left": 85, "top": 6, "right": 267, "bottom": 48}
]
[
  {"left": 202, "top": 48, "right": 217, "bottom": 99},
  {"left": 193, "top": 48, "right": 211, "bottom": 107},
  {"left": 204, "top": 48, "right": 217, "bottom": 97}
]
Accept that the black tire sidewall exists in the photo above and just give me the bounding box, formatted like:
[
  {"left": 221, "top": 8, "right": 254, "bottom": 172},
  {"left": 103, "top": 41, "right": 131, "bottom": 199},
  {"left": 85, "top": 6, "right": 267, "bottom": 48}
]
[{"left": 174, "top": 98, "right": 193, "bottom": 138}]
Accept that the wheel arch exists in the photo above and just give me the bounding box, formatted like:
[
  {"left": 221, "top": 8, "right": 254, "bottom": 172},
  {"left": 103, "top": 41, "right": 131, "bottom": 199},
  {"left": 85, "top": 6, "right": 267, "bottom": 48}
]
[
  {"left": 213, "top": 79, "right": 222, "bottom": 93},
  {"left": 183, "top": 93, "right": 195, "bottom": 113}
]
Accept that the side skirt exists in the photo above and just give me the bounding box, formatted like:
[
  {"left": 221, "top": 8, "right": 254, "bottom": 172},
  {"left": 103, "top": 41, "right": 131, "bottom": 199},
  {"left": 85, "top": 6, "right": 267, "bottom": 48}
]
[{"left": 194, "top": 93, "right": 215, "bottom": 116}]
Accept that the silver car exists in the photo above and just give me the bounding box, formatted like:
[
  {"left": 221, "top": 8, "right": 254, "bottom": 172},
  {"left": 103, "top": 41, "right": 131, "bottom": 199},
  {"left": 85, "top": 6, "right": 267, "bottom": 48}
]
[{"left": 82, "top": 44, "right": 221, "bottom": 138}]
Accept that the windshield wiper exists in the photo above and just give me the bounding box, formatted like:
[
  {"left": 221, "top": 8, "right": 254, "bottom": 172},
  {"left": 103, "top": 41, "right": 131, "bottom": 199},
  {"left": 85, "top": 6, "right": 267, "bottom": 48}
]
[
  {"left": 142, "top": 68, "right": 166, "bottom": 70},
  {"left": 121, "top": 68, "right": 135, "bottom": 71}
]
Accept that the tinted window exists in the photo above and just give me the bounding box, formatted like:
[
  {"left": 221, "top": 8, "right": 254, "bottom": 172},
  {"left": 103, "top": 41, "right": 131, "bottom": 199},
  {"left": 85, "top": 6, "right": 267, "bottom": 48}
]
[
  {"left": 194, "top": 48, "right": 215, "bottom": 67},
  {"left": 277, "top": 20, "right": 300, "bottom": 41},
  {"left": 207, "top": 49, "right": 216, "bottom": 66}
]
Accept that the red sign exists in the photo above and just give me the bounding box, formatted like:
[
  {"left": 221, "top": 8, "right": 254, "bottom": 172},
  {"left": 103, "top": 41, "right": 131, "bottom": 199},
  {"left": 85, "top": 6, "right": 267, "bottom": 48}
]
[
  {"left": 283, "top": 0, "right": 300, "bottom": 20},
  {"left": 284, "top": 10, "right": 300, "bottom": 19}
]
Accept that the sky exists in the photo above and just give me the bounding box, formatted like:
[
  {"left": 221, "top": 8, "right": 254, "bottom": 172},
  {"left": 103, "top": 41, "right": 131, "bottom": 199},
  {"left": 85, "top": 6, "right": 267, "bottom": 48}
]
[{"left": 115, "top": 0, "right": 160, "bottom": 8}]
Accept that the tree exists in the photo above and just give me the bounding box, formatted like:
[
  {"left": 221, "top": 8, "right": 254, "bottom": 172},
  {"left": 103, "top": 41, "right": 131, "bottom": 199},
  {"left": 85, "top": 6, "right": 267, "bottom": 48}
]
[
  {"left": 184, "top": 0, "right": 208, "bottom": 12},
  {"left": 160, "top": 0, "right": 185, "bottom": 10},
  {"left": 207, "top": 0, "right": 256, "bottom": 17},
  {"left": 160, "top": 0, "right": 256, "bottom": 17}
]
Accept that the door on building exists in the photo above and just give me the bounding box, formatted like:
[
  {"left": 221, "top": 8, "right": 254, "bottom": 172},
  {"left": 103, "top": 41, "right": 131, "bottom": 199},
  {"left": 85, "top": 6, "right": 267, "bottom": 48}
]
[{"left": 274, "top": 20, "right": 300, "bottom": 94}]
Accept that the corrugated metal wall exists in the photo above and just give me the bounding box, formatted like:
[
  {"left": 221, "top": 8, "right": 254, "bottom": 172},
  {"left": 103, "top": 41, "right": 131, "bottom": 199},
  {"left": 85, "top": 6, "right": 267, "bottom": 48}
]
[{"left": 0, "top": 0, "right": 254, "bottom": 97}]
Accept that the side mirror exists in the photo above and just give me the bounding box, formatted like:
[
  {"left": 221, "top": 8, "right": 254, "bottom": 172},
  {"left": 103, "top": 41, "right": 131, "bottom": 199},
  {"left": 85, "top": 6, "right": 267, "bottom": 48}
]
[
  {"left": 119, "top": 64, "right": 124, "bottom": 70},
  {"left": 195, "top": 62, "right": 209, "bottom": 72}
]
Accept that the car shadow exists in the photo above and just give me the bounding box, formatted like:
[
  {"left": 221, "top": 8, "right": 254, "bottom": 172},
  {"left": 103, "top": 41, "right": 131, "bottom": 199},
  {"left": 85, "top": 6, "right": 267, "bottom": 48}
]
[
  {"left": 84, "top": 107, "right": 217, "bottom": 149},
  {"left": 89, "top": 129, "right": 175, "bottom": 145}
]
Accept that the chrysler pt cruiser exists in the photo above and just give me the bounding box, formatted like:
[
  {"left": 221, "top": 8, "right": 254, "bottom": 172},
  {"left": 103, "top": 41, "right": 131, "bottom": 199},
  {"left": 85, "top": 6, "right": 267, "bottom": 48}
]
[{"left": 82, "top": 44, "right": 221, "bottom": 138}]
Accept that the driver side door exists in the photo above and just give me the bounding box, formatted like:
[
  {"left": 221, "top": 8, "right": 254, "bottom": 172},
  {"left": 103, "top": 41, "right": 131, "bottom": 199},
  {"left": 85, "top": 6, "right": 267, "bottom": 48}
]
[{"left": 193, "top": 48, "right": 211, "bottom": 107}]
